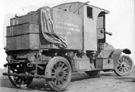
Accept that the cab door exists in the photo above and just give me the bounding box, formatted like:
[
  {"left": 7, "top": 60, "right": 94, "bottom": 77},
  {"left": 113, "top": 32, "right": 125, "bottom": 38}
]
[
  {"left": 97, "top": 13, "right": 106, "bottom": 44},
  {"left": 83, "top": 6, "right": 97, "bottom": 51}
]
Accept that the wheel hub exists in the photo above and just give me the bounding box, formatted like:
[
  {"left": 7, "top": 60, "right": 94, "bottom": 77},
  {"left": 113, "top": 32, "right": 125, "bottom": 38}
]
[
  {"left": 56, "top": 68, "right": 64, "bottom": 80},
  {"left": 121, "top": 62, "right": 127, "bottom": 68},
  {"left": 58, "top": 71, "right": 63, "bottom": 77},
  {"left": 122, "top": 63, "right": 125, "bottom": 67}
]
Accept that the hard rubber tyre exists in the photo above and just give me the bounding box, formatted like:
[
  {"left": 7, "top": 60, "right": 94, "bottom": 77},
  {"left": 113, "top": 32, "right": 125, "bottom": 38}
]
[
  {"left": 114, "top": 55, "right": 133, "bottom": 76},
  {"left": 45, "top": 56, "right": 72, "bottom": 91},
  {"left": 8, "top": 64, "right": 33, "bottom": 88}
]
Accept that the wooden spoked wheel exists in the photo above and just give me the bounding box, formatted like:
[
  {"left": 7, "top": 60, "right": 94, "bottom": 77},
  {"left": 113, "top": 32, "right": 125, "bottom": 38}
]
[
  {"left": 114, "top": 55, "right": 133, "bottom": 76},
  {"left": 8, "top": 63, "right": 33, "bottom": 88},
  {"left": 45, "top": 56, "right": 72, "bottom": 91}
]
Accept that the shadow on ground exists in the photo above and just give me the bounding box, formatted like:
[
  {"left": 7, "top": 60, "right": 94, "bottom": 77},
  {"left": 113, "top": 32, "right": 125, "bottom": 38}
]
[
  {"left": 0, "top": 72, "right": 121, "bottom": 91},
  {"left": 0, "top": 76, "right": 55, "bottom": 92},
  {"left": 0, "top": 66, "right": 135, "bottom": 91}
]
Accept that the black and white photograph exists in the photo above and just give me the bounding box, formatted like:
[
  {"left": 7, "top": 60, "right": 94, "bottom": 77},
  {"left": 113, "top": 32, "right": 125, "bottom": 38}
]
[{"left": 0, "top": 0, "right": 135, "bottom": 92}]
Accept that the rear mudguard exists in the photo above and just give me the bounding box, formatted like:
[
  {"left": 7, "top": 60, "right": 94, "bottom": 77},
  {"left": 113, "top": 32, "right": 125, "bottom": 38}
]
[{"left": 110, "top": 48, "right": 131, "bottom": 68}]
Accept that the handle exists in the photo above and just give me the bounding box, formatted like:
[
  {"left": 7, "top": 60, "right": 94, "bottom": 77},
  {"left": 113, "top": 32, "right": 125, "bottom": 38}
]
[{"left": 100, "top": 30, "right": 112, "bottom": 36}]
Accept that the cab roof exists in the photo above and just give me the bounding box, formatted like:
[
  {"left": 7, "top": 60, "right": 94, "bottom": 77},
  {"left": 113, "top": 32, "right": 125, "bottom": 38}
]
[{"left": 53, "top": 1, "right": 109, "bottom": 14}]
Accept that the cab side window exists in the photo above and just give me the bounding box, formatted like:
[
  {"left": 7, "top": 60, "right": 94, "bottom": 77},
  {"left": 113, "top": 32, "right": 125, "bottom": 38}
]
[{"left": 87, "top": 7, "right": 93, "bottom": 18}]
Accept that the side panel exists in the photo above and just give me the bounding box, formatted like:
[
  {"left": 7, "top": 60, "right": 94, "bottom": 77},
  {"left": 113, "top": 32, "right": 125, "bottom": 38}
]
[
  {"left": 7, "top": 34, "right": 39, "bottom": 50},
  {"left": 83, "top": 6, "right": 97, "bottom": 51},
  {"left": 83, "top": 6, "right": 102, "bottom": 51},
  {"left": 102, "top": 59, "right": 113, "bottom": 69},
  {"left": 52, "top": 9, "right": 82, "bottom": 50},
  {"left": 6, "top": 23, "right": 39, "bottom": 50},
  {"left": 95, "top": 45, "right": 115, "bottom": 70},
  {"left": 96, "top": 58, "right": 103, "bottom": 69},
  {"left": 29, "top": 34, "right": 40, "bottom": 49},
  {"left": 74, "top": 55, "right": 92, "bottom": 71},
  {"left": 96, "top": 58, "right": 114, "bottom": 69},
  {"left": 7, "top": 23, "right": 39, "bottom": 36}
]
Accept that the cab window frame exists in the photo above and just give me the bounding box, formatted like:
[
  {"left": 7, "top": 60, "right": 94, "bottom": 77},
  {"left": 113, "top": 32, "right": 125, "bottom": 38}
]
[{"left": 87, "top": 6, "right": 93, "bottom": 18}]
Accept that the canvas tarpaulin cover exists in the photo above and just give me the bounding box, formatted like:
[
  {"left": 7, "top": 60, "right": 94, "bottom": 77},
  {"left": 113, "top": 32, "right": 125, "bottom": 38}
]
[{"left": 39, "top": 7, "right": 67, "bottom": 48}]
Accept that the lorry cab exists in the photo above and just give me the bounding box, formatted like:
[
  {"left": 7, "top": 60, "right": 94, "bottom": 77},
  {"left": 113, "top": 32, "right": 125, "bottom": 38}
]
[{"left": 54, "top": 1, "right": 109, "bottom": 51}]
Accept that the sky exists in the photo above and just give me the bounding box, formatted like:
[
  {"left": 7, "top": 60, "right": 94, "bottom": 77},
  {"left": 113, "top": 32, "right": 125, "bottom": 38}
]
[{"left": 0, "top": 0, "right": 134, "bottom": 68}]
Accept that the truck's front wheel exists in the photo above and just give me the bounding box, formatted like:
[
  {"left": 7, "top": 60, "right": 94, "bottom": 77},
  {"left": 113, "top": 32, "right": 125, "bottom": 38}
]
[
  {"left": 114, "top": 55, "right": 133, "bottom": 76},
  {"left": 45, "top": 56, "right": 72, "bottom": 91}
]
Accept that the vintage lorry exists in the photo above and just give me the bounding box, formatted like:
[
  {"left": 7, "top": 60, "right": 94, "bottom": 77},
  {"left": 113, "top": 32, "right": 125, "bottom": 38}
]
[{"left": 3, "top": 1, "right": 133, "bottom": 91}]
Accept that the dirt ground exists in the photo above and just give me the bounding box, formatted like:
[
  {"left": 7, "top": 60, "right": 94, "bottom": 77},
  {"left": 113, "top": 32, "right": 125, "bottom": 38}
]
[{"left": 0, "top": 68, "right": 135, "bottom": 92}]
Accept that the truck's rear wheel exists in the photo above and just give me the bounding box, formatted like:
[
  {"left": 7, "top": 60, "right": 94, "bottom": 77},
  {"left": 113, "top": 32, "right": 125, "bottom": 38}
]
[
  {"left": 8, "top": 64, "right": 33, "bottom": 88},
  {"left": 114, "top": 55, "right": 133, "bottom": 76},
  {"left": 45, "top": 56, "right": 72, "bottom": 91}
]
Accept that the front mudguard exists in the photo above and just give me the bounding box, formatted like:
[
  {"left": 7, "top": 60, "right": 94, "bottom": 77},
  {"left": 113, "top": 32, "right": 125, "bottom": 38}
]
[{"left": 111, "top": 48, "right": 131, "bottom": 69}]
